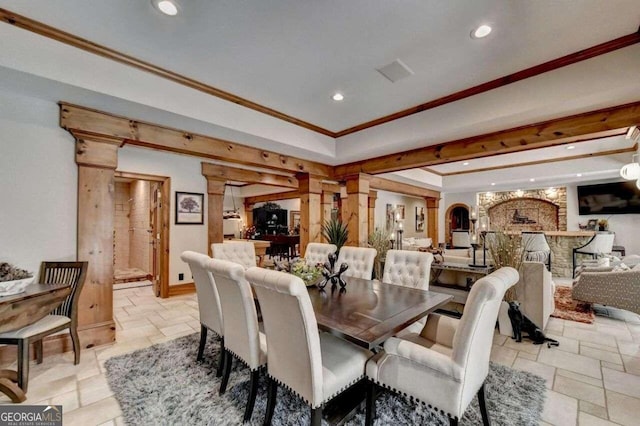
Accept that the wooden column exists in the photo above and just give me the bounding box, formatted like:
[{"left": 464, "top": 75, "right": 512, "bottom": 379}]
[
  {"left": 205, "top": 178, "right": 226, "bottom": 255},
  {"left": 244, "top": 202, "right": 255, "bottom": 228},
  {"left": 297, "top": 174, "right": 323, "bottom": 256},
  {"left": 75, "top": 132, "right": 123, "bottom": 350},
  {"left": 320, "top": 191, "right": 334, "bottom": 242},
  {"left": 343, "top": 174, "right": 370, "bottom": 247},
  {"left": 426, "top": 198, "right": 440, "bottom": 246},
  {"left": 368, "top": 191, "right": 377, "bottom": 236}
]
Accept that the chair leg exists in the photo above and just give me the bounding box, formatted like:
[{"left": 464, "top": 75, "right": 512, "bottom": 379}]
[
  {"left": 219, "top": 350, "right": 233, "bottom": 395},
  {"left": 478, "top": 382, "right": 491, "bottom": 426},
  {"left": 365, "top": 381, "right": 377, "bottom": 426},
  {"left": 35, "top": 340, "right": 43, "bottom": 364},
  {"left": 70, "top": 325, "right": 81, "bottom": 365},
  {"left": 311, "top": 407, "right": 322, "bottom": 426},
  {"left": 263, "top": 377, "right": 277, "bottom": 426},
  {"left": 449, "top": 418, "right": 459, "bottom": 426},
  {"left": 197, "top": 325, "right": 207, "bottom": 362},
  {"left": 216, "top": 337, "right": 225, "bottom": 377},
  {"left": 17, "top": 339, "right": 30, "bottom": 392},
  {"left": 243, "top": 370, "right": 260, "bottom": 423},
  {"left": 572, "top": 250, "right": 577, "bottom": 278}
]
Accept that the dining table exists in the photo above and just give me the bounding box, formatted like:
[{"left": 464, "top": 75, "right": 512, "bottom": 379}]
[{"left": 0, "top": 282, "right": 71, "bottom": 403}]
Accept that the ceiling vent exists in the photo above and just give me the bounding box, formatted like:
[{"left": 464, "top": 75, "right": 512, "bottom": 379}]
[{"left": 376, "top": 59, "right": 414, "bottom": 83}]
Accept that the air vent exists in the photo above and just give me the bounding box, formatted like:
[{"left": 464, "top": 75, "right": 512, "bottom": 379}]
[
  {"left": 376, "top": 59, "right": 414, "bottom": 83},
  {"left": 626, "top": 125, "right": 639, "bottom": 142}
]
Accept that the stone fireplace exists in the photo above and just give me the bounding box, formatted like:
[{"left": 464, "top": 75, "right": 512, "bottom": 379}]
[{"left": 478, "top": 187, "right": 567, "bottom": 232}]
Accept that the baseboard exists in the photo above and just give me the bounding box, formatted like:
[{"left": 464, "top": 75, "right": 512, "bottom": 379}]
[
  {"left": 168, "top": 282, "right": 195, "bottom": 296},
  {"left": 0, "top": 320, "right": 116, "bottom": 364}
]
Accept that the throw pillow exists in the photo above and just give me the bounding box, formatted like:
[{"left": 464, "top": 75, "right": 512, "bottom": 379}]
[{"left": 613, "top": 263, "right": 631, "bottom": 272}]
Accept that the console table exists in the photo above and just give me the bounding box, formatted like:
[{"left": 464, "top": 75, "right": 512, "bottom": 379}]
[{"left": 430, "top": 263, "right": 495, "bottom": 310}]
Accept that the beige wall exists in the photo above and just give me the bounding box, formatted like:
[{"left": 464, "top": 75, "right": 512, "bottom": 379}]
[{"left": 114, "top": 182, "right": 131, "bottom": 271}]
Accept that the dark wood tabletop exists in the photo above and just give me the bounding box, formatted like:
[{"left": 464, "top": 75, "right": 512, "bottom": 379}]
[
  {"left": 308, "top": 277, "right": 452, "bottom": 349},
  {"left": 0, "top": 282, "right": 71, "bottom": 333}
]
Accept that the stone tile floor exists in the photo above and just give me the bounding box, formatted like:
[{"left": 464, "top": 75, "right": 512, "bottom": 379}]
[{"left": 1, "top": 285, "right": 639, "bottom": 425}]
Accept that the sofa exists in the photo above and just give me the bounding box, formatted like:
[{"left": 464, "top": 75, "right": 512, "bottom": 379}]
[
  {"left": 573, "top": 262, "right": 640, "bottom": 315},
  {"left": 401, "top": 237, "right": 432, "bottom": 251}
]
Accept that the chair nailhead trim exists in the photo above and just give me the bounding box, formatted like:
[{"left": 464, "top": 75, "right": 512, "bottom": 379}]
[
  {"left": 225, "top": 348, "right": 266, "bottom": 372},
  {"left": 267, "top": 374, "right": 365, "bottom": 409},
  {"left": 369, "top": 378, "right": 457, "bottom": 420}
]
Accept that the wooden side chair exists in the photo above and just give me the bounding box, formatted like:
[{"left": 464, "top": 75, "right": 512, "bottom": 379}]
[{"left": 0, "top": 261, "right": 87, "bottom": 392}]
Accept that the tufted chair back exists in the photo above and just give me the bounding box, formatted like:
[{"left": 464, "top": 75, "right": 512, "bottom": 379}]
[
  {"left": 337, "top": 246, "right": 377, "bottom": 280},
  {"left": 382, "top": 250, "right": 433, "bottom": 290},
  {"left": 212, "top": 241, "right": 257, "bottom": 269},
  {"left": 304, "top": 243, "right": 337, "bottom": 266},
  {"left": 206, "top": 258, "right": 264, "bottom": 370},
  {"left": 180, "top": 251, "right": 223, "bottom": 336},
  {"left": 246, "top": 267, "right": 324, "bottom": 407},
  {"left": 451, "top": 267, "right": 518, "bottom": 412}
]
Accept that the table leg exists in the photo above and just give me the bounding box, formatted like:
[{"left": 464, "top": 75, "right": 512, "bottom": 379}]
[{"left": 0, "top": 369, "right": 26, "bottom": 403}]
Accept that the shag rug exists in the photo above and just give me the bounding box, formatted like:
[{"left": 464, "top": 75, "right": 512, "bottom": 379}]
[
  {"left": 551, "top": 286, "right": 595, "bottom": 324},
  {"left": 105, "top": 334, "right": 546, "bottom": 425}
]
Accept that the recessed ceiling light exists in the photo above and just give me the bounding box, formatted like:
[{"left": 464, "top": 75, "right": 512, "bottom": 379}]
[
  {"left": 332, "top": 93, "right": 344, "bottom": 102},
  {"left": 463, "top": 162, "right": 470, "bottom": 166},
  {"left": 529, "top": 178, "right": 535, "bottom": 182},
  {"left": 491, "top": 183, "right": 496, "bottom": 186},
  {"left": 566, "top": 145, "right": 575, "bottom": 150},
  {"left": 471, "top": 25, "right": 492, "bottom": 39},
  {"left": 153, "top": 0, "right": 179, "bottom": 16},
  {"left": 577, "top": 173, "right": 583, "bottom": 177}
]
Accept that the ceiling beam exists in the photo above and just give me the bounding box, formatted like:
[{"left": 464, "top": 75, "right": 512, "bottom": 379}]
[
  {"left": 437, "top": 145, "right": 638, "bottom": 176},
  {"left": 335, "top": 29, "right": 640, "bottom": 137},
  {"left": 334, "top": 101, "right": 640, "bottom": 176},
  {"left": 201, "top": 162, "right": 298, "bottom": 189},
  {"left": 244, "top": 191, "right": 300, "bottom": 205},
  {"left": 60, "top": 103, "right": 332, "bottom": 177},
  {"left": 0, "top": 8, "right": 333, "bottom": 137},
  {"left": 368, "top": 176, "right": 440, "bottom": 199}
]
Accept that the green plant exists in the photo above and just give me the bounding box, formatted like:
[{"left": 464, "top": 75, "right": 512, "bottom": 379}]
[
  {"left": 321, "top": 218, "right": 349, "bottom": 253},
  {"left": 368, "top": 227, "right": 392, "bottom": 279},
  {"left": 486, "top": 232, "right": 527, "bottom": 302}
]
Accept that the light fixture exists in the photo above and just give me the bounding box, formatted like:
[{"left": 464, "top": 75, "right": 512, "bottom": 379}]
[
  {"left": 491, "top": 182, "right": 496, "bottom": 186},
  {"left": 566, "top": 145, "right": 575, "bottom": 150},
  {"left": 515, "top": 189, "right": 524, "bottom": 197},
  {"left": 577, "top": 173, "right": 583, "bottom": 177},
  {"left": 463, "top": 162, "right": 470, "bottom": 166},
  {"left": 637, "top": 178, "right": 640, "bottom": 190},
  {"left": 152, "top": 0, "right": 179, "bottom": 16},
  {"left": 620, "top": 153, "right": 640, "bottom": 180},
  {"left": 471, "top": 25, "right": 492, "bottom": 39},
  {"left": 332, "top": 92, "right": 344, "bottom": 101},
  {"left": 529, "top": 178, "right": 535, "bottom": 182}
]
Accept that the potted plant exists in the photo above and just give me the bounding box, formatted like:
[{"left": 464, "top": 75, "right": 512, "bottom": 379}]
[
  {"left": 321, "top": 218, "right": 349, "bottom": 254},
  {"left": 486, "top": 232, "right": 527, "bottom": 336},
  {"left": 597, "top": 218, "right": 609, "bottom": 232},
  {"left": 368, "top": 227, "right": 392, "bottom": 279}
]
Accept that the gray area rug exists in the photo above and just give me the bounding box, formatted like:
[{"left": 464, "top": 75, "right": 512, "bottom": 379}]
[{"left": 105, "top": 333, "right": 546, "bottom": 425}]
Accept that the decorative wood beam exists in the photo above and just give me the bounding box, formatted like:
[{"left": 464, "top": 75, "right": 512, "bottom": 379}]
[
  {"left": 437, "top": 145, "right": 638, "bottom": 176},
  {"left": 0, "top": 8, "right": 333, "bottom": 137},
  {"left": 244, "top": 191, "right": 300, "bottom": 205},
  {"left": 368, "top": 176, "right": 440, "bottom": 199},
  {"left": 335, "top": 30, "right": 640, "bottom": 137},
  {"left": 334, "top": 102, "right": 640, "bottom": 176},
  {"left": 60, "top": 103, "right": 332, "bottom": 176},
  {"left": 201, "top": 162, "right": 298, "bottom": 189}
]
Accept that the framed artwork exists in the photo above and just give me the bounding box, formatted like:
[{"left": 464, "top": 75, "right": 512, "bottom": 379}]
[
  {"left": 416, "top": 206, "right": 425, "bottom": 232},
  {"left": 396, "top": 204, "right": 405, "bottom": 220},
  {"left": 586, "top": 219, "right": 598, "bottom": 230},
  {"left": 175, "top": 192, "right": 204, "bottom": 224},
  {"left": 290, "top": 210, "right": 301, "bottom": 231},
  {"left": 385, "top": 204, "right": 394, "bottom": 230}
]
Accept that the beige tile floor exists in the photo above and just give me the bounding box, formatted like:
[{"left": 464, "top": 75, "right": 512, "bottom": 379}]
[{"left": 1, "top": 285, "right": 639, "bottom": 425}]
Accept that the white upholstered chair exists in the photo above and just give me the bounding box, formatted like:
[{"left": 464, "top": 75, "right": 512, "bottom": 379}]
[
  {"left": 212, "top": 241, "right": 257, "bottom": 269},
  {"left": 572, "top": 232, "right": 615, "bottom": 277},
  {"left": 336, "top": 246, "right": 377, "bottom": 280},
  {"left": 383, "top": 250, "right": 434, "bottom": 334},
  {"left": 522, "top": 231, "right": 552, "bottom": 271},
  {"left": 304, "top": 242, "right": 337, "bottom": 266},
  {"left": 245, "top": 267, "right": 373, "bottom": 426},
  {"left": 180, "top": 251, "right": 225, "bottom": 376},
  {"left": 206, "top": 258, "right": 266, "bottom": 423},
  {"left": 365, "top": 267, "right": 519, "bottom": 426},
  {"left": 451, "top": 230, "right": 471, "bottom": 248}
]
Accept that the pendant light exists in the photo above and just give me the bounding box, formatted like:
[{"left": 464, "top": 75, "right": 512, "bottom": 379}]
[{"left": 620, "top": 154, "right": 640, "bottom": 180}]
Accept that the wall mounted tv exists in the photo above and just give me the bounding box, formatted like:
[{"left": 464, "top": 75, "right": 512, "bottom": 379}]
[{"left": 577, "top": 181, "right": 640, "bottom": 215}]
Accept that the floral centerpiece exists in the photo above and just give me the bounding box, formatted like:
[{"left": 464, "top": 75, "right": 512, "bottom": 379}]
[
  {"left": 275, "top": 258, "right": 323, "bottom": 287},
  {"left": 0, "top": 262, "right": 33, "bottom": 296}
]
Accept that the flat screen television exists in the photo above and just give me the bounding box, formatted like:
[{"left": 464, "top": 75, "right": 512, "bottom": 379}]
[{"left": 577, "top": 181, "right": 640, "bottom": 215}]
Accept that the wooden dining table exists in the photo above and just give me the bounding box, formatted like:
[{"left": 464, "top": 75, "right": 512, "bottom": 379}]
[
  {"left": 307, "top": 276, "right": 452, "bottom": 350},
  {"left": 0, "top": 282, "right": 71, "bottom": 403}
]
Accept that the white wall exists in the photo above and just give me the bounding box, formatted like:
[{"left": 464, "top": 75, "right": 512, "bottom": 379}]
[
  {"left": 0, "top": 91, "right": 77, "bottom": 277},
  {"left": 374, "top": 190, "right": 427, "bottom": 238}
]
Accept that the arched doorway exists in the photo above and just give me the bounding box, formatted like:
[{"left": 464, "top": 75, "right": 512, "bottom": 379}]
[{"left": 444, "top": 203, "right": 470, "bottom": 246}]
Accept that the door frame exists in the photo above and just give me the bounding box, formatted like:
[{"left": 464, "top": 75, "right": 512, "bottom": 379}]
[
  {"left": 444, "top": 203, "right": 469, "bottom": 247},
  {"left": 115, "top": 171, "right": 171, "bottom": 298}
]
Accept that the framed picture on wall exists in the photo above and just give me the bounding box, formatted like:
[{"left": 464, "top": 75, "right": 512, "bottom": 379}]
[
  {"left": 396, "top": 204, "right": 405, "bottom": 220},
  {"left": 385, "top": 204, "right": 394, "bottom": 230},
  {"left": 290, "top": 210, "right": 301, "bottom": 232},
  {"left": 416, "top": 206, "right": 425, "bottom": 232},
  {"left": 175, "top": 192, "right": 204, "bottom": 224}
]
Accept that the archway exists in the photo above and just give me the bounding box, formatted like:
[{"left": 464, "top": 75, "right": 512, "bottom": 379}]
[{"left": 444, "top": 203, "right": 470, "bottom": 246}]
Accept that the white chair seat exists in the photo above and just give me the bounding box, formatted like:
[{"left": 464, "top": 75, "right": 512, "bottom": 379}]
[
  {"left": 396, "top": 332, "right": 453, "bottom": 358},
  {"left": 320, "top": 332, "right": 372, "bottom": 402},
  {"left": 0, "top": 315, "right": 70, "bottom": 339}
]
